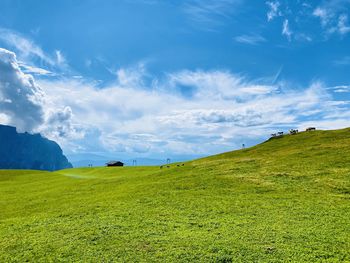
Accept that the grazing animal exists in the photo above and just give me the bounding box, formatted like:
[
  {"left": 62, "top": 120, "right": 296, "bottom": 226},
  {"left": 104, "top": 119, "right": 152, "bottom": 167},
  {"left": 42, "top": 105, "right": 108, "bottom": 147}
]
[
  {"left": 290, "top": 129, "right": 298, "bottom": 135},
  {"left": 271, "top": 132, "right": 284, "bottom": 138}
]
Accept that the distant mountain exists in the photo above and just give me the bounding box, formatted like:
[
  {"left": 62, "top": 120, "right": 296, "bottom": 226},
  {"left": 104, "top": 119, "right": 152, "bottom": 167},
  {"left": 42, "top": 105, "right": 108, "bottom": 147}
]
[
  {"left": 67, "top": 153, "right": 200, "bottom": 168},
  {"left": 0, "top": 124, "right": 72, "bottom": 171},
  {"left": 124, "top": 158, "right": 166, "bottom": 166},
  {"left": 67, "top": 153, "right": 165, "bottom": 167},
  {"left": 67, "top": 153, "right": 112, "bottom": 167}
]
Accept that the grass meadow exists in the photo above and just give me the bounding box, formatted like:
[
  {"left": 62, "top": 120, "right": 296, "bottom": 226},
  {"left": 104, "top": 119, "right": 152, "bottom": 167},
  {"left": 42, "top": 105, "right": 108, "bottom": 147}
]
[{"left": 1, "top": 129, "right": 350, "bottom": 262}]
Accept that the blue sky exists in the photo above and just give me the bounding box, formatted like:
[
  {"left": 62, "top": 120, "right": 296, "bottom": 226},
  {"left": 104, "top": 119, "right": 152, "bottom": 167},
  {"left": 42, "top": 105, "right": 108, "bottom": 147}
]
[{"left": 0, "top": 0, "right": 350, "bottom": 161}]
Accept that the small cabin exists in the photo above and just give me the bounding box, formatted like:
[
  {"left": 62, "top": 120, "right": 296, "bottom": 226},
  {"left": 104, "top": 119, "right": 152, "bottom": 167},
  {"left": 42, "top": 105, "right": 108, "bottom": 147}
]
[
  {"left": 306, "top": 127, "right": 316, "bottom": 132},
  {"left": 106, "top": 161, "right": 124, "bottom": 167}
]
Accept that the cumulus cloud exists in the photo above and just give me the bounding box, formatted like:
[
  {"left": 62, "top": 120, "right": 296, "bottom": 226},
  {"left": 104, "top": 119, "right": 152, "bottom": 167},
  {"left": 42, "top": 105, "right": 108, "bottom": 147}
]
[
  {"left": 0, "top": 48, "right": 75, "bottom": 138},
  {"left": 34, "top": 65, "right": 350, "bottom": 157},
  {"left": 45, "top": 106, "right": 83, "bottom": 141},
  {"left": 2, "top": 48, "right": 349, "bottom": 158},
  {"left": 0, "top": 48, "right": 45, "bottom": 131}
]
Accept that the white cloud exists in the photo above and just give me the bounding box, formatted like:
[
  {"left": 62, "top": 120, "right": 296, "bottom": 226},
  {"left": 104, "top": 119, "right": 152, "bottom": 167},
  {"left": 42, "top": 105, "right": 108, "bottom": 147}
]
[
  {"left": 263, "top": 0, "right": 350, "bottom": 41},
  {"left": 282, "top": 19, "right": 292, "bottom": 41},
  {"left": 330, "top": 85, "right": 350, "bottom": 93},
  {"left": 266, "top": 1, "right": 281, "bottom": 21},
  {"left": 0, "top": 48, "right": 45, "bottom": 131},
  {"left": 183, "top": 0, "right": 242, "bottom": 30},
  {"left": 313, "top": 7, "right": 330, "bottom": 26},
  {"left": 234, "top": 34, "right": 267, "bottom": 45},
  {"left": 0, "top": 28, "right": 55, "bottom": 65},
  {"left": 338, "top": 14, "right": 350, "bottom": 35},
  {"left": 2, "top": 48, "right": 349, "bottom": 158},
  {"left": 35, "top": 66, "right": 349, "bottom": 157},
  {"left": 294, "top": 33, "right": 312, "bottom": 42},
  {"left": 0, "top": 48, "right": 75, "bottom": 137},
  {"left": 55, "top": 50, "right": 69, "bottom": 68},
  {"left": 166, "top": 70, "right": 277, "bottom": 100},
  {"left": 45, "top": 106, "right": 83, "bottom": 141},
  {"left": 313, "top": 1, "right": 350, "bottom": 36},
  {"left": 18, "top": 63, "right": 54, "bottom": 76},
  {"left": 0, "top": 113, "right": 10, "bottom": 124},
  {"left": 115, "top": 63, "right": 149, "bottom": 88},
  {"left": 158, "top": 109, "right": 271, "bottom": 127},
  {"left": 0, "top": 28, "right": 71, "bottom": 73}
]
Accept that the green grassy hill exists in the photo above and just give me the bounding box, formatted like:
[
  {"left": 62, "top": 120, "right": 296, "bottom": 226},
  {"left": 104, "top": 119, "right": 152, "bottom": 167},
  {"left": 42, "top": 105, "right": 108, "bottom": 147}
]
[{"left": 1, "top": 129, "right": 350, "bottom": 262}]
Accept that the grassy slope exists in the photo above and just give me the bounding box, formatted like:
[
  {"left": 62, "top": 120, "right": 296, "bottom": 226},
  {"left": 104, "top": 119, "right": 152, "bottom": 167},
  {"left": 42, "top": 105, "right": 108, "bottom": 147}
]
[{"left": 0, "top": 129, "right": 350, "bottom": 262}]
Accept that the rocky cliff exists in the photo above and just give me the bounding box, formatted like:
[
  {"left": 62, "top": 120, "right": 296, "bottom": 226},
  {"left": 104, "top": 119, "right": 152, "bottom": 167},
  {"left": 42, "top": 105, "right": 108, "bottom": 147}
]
[{"left": 0, "top": 124, "right": 73, "bottom": 171}]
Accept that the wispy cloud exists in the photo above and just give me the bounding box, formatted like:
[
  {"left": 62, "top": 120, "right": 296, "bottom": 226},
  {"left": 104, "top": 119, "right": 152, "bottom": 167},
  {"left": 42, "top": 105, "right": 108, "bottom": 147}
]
[
  {"left": 282, "top": 19, "right": 292, "bottom": 41},
  {"left": 313, "top": 7, "right": 330, "bottom": 27},
  {"left": 263, "top": 0, "right": 350, "bottom": 41},
  {"left": 334, "top": 56, "right": 350, "bottom": 65},
  {"left": 115, "top": 62, "right": 150, "bottom": 88},
  {"left": 0, "top": 28, "right": 55, "bottom": 65},
  {"left": 329, "top": 85, "right": 350, "bottom": 93},
  {"left": 338, "top": 14, "right": 350, "bottom": 35},
  {"left": 2, "top": 47, "right": 350, "bottom": 158},
  {"left": 55, "top": 50, "right": 67, "bottom": 67},
  {"left": 0, "top": 28, "right": 69, "bottom": 72},
  {"left": 234, "top": 34, "right": 266, "bottom": 45},
  {"left": 183, "top": 0, "right": 242, "bottom": 30},
  {"left": 265, "top": 1, "right": 311, "bottom": 42},
  {"left": 313, "top": 1, "right": 350, "bottom": 36},
  {"left": 294, "top": 33, "right": 312, "bottom": 42},
  {"left": 18, "top": 63, "right": 55, "bottom": 76},
  {"left": 36, "top": 67, "right": 350, "bottom": 157},
  {"left": 266, "top": 1, "right": 281, "bottom": 21},
  {"left": 272, "top": 65, "right": 283, "bottom": 84}
]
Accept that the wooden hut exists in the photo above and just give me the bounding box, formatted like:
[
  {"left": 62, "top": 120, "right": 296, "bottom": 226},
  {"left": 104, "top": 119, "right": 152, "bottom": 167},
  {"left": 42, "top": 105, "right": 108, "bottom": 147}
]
[
  {"left": 106, "top": 161, "right": 124, "bottom": 167},
  {"left": 306, "top": 127, "right": 316, "bottom": 131}
]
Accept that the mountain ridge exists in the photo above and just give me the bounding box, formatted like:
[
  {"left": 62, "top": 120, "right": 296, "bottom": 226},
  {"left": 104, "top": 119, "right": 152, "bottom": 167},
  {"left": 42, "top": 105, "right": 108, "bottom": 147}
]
[{"left": 0, "top": 124, "right": 72, "bottom": 171}]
